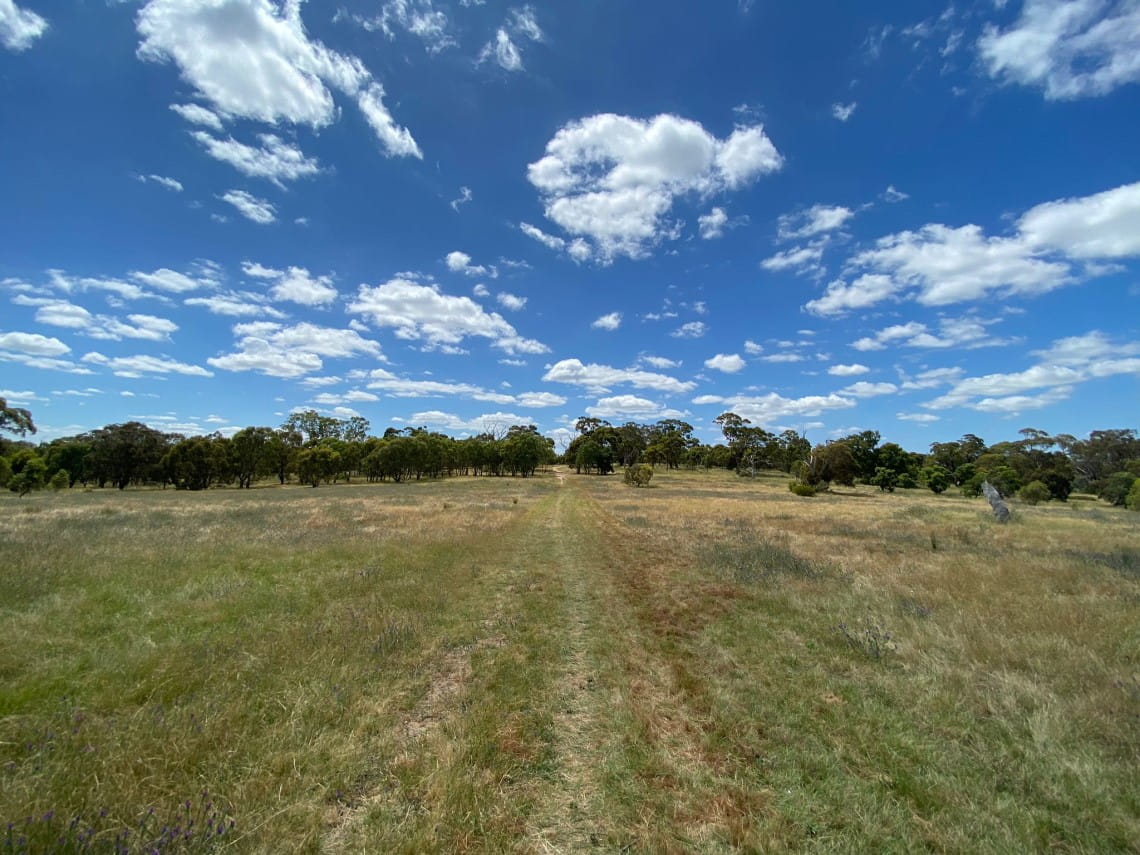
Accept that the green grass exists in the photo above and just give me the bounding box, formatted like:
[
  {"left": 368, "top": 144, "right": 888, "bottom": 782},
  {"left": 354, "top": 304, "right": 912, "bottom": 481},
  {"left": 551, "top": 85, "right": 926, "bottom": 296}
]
[{"left": 1, "top": 470, "right": 1138, "bottom": 852}]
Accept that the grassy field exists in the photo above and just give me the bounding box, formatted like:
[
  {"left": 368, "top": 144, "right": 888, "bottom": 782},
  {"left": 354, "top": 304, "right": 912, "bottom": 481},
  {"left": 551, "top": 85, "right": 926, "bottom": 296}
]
[{"left": 1, "top": 468, "right": 1138, "bottom": 853}]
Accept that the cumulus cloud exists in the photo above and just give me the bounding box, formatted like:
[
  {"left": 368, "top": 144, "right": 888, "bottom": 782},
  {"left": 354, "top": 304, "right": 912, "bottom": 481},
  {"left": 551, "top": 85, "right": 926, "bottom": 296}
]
[
  {"left": 761, "top": 244, "right": 826, "bottom": 277},
  {"left": 0, "top": 0, "right": 48, "bottom": 51},
  {"left": 130, "top": 266, "right": 219, "bottom": 293},
  {"left": 839, "top": 381, "right": 898, "bottom": 398},
  {"left": 691, "top": 392, "right": 855, "bottom": 426},
  {"left": 445, "top": 251, "right": 495, "bottom": 277},
  {"left": 671, "top": 321, "right": 708, "bottom": 339},
  {"left": 0, "top": 330, "right": 70, "bottom": 356},
  {"left": 242, "top": 261, "right": 337, "bottom": 306},
  {"left": 26, "top": 298, "right": 178, "bottom": 342},
  {"left": 827, "top": 363, "right": 870, "bottom": 376},
  {"left": 923, "top": 330, "right": 1140, "bottom": 414},
  {"left": 137, "top": 0, "right": 421, "bottom": 158},
  {"left": 347, "top": 277, "right": 548, "bottom": 355},
  {"left": 777, "top": 204, "right": 854, "bottom": 240},
  {"left": 1018, "top": 181, "right": 1140, "bottom": 259},
  {"left": 82, "top": 351, "right": 213, "bottom": 378},
  {"left": 184, "top": 291, "right": 286, "bottom": 318},
  {"left": 496, "top": 292, "right": 527, "bottom": 311},
  {"left": 526, "top": 113, "right": 782, "bottom": 262},
  {"left": 363, "top": 0, "right": 455, "bottom": 53},
  {"left": 221, "top": 190, "right": 276, "bottom": 224},
  {"left": 585, "top": 395, "right": 687, "bottom": 421},
  {"left": 978, "top": 0, "right": 1140, "bottom": 99},
  {"left": 407, "top": 410, "right": 535, "bottom": 433},
  {"left": 542, "top": 358, "right": 696, "bottom": 395},
  {"left": 191, "top": 132, "right": 320, "bottom": 185},
  {"left": 850, "top": 315, "right": 1014, "bottom": 351},
  {"left": 698, "top": 207, "right": 729, "bottom": 239},
  {"left": 704, "top": 353, "right": 745, "bottom": 373},
  {"left": 170, "top": 102, "right": 224, "bottom": 130},
  {"left": 208, "top": 321, "right": 383, "bottom": 378},
  {"left": 591, "top": 312, "right": 622, "bottom": 331}
]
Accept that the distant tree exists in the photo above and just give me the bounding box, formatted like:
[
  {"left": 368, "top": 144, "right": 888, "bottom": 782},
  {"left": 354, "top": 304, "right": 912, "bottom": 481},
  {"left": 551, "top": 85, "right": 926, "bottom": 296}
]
[
  {"left": 49, "top": 469, "right": 70, "bottom": 491},
  {"left": 230, "top": 427, "right": 274, "bottom": 488},
  {"left": 283, "top": 410, "right": 343, "bottom": 445},
  {"left": 921, "top": 465, "right": 951, "bottom": 494},
  {"left": 0, "top": 456, "right": 11, "bottom": 488},
  {"left": 8, "top": 454, "right": 46, "bottom": 497},
  {"left": 1126, "top": 480, "right": 1140, "bottom": 512},
  {"left": 843, "top": 430, "right": 881, "bottom": 482},
  {"left": 1099, "top": 472, "right": 1138, "bottom": 507},
  {"left": 296, "top": 446, "right": 341, "bottom": 487},
  {"left": 87, "top": 422, "right": 170, "bottom": 489},
  {"left": 870, "top": 466, "right": 899, "bottom": 492}
]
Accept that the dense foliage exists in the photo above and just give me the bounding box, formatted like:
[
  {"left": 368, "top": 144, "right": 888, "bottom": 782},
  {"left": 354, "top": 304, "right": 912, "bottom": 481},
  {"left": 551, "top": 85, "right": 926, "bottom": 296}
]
[{"left": 1, "top": 402, "right": 1137, "bottom": 508}]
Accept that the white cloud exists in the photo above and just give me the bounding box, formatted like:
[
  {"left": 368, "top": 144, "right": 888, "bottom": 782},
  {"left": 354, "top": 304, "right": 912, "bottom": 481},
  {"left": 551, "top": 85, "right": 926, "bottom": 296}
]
[
  {"left": 899, "top": 366, "right": 964, "bottom": 391},
  {"left": 923, "top": 331, "right": 1140, "bottom": 413},
  {"left": 639, "top": 354, "right": 679, "bottom": 369},
  {"left": 519, "top": 221, "right": 565, "bottom": 251},
  {"left": 170, "top": 102, "right": 224, "bottom": 130},
  {"left": 839, "top": 381, "right": 898, "bottom": 398},
  {"left": 897, "top": 412, "right": 940, "bottom": 423},
  {"left": 694, "top": 392, "right": 855, "bottom": 426},
  {"left": 832, "top": 102, "right": 857, "bottom": 121},
  {"left": 1018, "top": 181, "right": 1140, "bottom": 259},
  {"left": 347, "top": 277, "right": 548, "bottom": 355},
  {"left": 704, "top": 353, "right": 745, "bottom": 373},
  {"left": 472, "top": 283, "right": 490, "bottom": 298},
  {"left": 882, "top": 185, "right": 909, "bottom": 203},
  {"left": 0, "top": 330, "right": 70, "bottom": 356},
  {"left": 827, "top": 363, "right": 870, "bottom": 376},
  {"left": 184, "top": 291, "right": 286, "bottom": 318},
  {"left": 759, "top": 352, "right": 804, "bottom": 363},
  {"left": 527, "top": 113, "right": 782, "bottom": 262},
  {"left": 312, "top": 390, "right": 380, "bottom": 405},
  {"left": 761, "top": 244, "right": 825, "bottom": 277},
  {"left": 241, "top": 261, "right": 337, "bottom": 306},
  {"left": 137, "top": 0, "right": 421, "bottom": 158},
  {"left": 208, "top": 321, "right": 383, "bottom": 378},
  {"left": 698, "top": 207, "right": 728, "bottom": 239},
  {"left": 0, "top": 0, "right": 48, "bottom": 51},
  {"left": 445, "top": 251, "right": 495, "bottom": 277},
  {"left": 221, "top": 190, "right": 276, "bottom": 224},
  {"left": 496, "top": 292, "right": 527, "bottom": 311},
  {"left": 137, "top": 174, "right": 183, "bottom": 192},
  {"left": 478, "top": 5, "right": 543, "bottom": 72},
  {"left": 131, "top": 266, "right": 218, "bottom": 293},
  {"left": 851, "top": 316, "right": 1014, "bottom": 351},
  {"left": 591, "top": 312, "right": 622, "bottom": 331},
  {"left": 743, "top": 339, "right": 763, "bottom": 355},
  {"left": 191, "top": 132, "right": 320, "bottom": 185},
  {"left": 82, "top": 351, "right": 213, "bottom": 377},
  {"left": 516, "top": 391, "right": 565, "bottom": 408},
  {"left": 778, "top": 204, "right": 854, "bottom": 240},
  {"left": 407, "top": 410, "right": 535, "bottom": 433},
  {"left": 366, "top": 0, "right": 454, "bottom": 53},
  {"left": 542, "top": 358, "right": 696, "bottom": 395},
  {"left": 671, "top": 321, "right": 707, "bottom": 339},
  {"left": 450, "top": 185, "right": 472, "bottom": 212},
  {"left": 585, "top": 395, "right": 687, "bottom": 421},
  {"left": 978, "top": 0, "right": 1140, "bottom": 99}
]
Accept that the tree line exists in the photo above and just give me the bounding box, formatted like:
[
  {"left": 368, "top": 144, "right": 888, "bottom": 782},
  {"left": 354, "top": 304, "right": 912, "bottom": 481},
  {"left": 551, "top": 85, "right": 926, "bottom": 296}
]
[{"left": 1, "top": 397, "right": 1138, "bottom": 508}]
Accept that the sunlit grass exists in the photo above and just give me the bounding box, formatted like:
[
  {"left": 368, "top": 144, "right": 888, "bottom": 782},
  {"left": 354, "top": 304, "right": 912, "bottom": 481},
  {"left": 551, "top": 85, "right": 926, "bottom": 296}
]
[{"left": 1, "top": 470, "right": 1137, "bottom": 851}]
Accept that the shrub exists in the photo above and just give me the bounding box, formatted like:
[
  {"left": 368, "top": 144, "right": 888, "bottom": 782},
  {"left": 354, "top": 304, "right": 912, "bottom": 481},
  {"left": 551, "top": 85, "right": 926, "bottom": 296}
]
[
  {"left": 960, "top": 473, "right": 984, "bottom": 498},
  {"left": 897, "top": 472, "right": 918, "bottom": 489},
  {"left": 1126, "top": 480, "right": 1140, "bottom": 512},
  {"left": 1018, "top": 480, "right": 1050, "bottom": 505},
  {"left": 921, "top": 465, "right": 951, "bottom": 494},
  {"left": 788, "top": 481, "right": 816, "bottom": 497},
  {"left": 49, "top": 469, "right": 70, "bottom": 491},
  {"left": 870, "top": 466, "right": 899, "bottom": 492},
  {"left": 1099, "top": 471, "right": 1138, "bottom": 506},
  {"left": 623, "top": 463, "right": 654, "bottom": 488}
]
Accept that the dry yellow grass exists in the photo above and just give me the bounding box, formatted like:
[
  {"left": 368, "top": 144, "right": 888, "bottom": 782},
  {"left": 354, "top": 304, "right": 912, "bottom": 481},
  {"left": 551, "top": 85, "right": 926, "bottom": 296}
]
[{"left": 1, "top": 469, "right": 1137, "bottom": 852}]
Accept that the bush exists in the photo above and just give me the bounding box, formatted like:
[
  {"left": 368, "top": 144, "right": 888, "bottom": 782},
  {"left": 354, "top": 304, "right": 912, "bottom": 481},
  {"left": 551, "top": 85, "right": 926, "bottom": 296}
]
[
  {"left": 623, "top": 463, "right": 653, "bottom": 488},
  {"left": 960, "top": 473, "right": 985, "bottom": 498},
  {"left": 788, "top": 481, "right": 816, "bottom": 497},
  {"left": 897, "top": 472, "right": 918, "bottom": 489},
  {"left": 1126, "top": 480, "right": 1140, "bottom": 512},
  {"left": 1099, "top": 471, "right": 1138, "bottom": 506},
  {"left": 870, "top": 466, "right": 899, "bottom": 492},
  {"left": 1018, "top": 480, "right": 1051, "bottom": 505},
  {"left": 49, "top": 469, "right": 70, "bottom": 491},
  {"left": 921, "top": 465, "right": 951, "bottom": 494}
]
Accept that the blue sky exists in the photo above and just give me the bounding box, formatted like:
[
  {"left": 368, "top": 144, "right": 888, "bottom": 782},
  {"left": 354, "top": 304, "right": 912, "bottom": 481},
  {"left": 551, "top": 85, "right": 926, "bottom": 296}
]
[{"left": 1, "top": 0, "right": 1138, "bottom": 452}]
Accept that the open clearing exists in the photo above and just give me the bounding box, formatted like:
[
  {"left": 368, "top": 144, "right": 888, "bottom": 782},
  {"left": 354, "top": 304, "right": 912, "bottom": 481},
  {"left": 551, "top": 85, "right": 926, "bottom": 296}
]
[{"left": 2, "top": 468, "right": 1138, "bottom": 852}]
